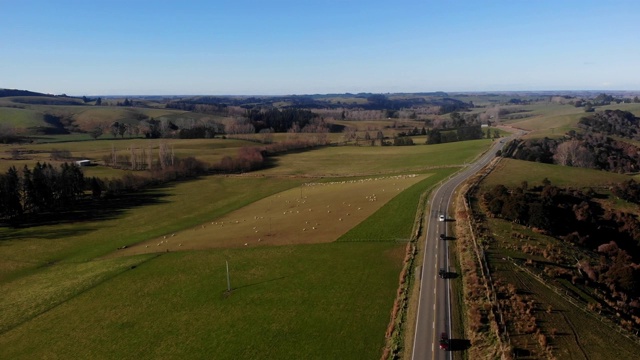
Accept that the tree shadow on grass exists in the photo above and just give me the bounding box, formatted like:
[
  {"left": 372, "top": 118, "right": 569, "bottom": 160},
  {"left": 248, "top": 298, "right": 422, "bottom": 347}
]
[
  {"left": 0, "top": 186, "right": 173, "bottom": 239},
  {"left": 0, "top": 226, "right": 99, "bottom": 242}
]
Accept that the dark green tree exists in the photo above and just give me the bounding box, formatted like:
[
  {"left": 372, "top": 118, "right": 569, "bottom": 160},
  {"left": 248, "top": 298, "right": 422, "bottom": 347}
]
[
  {"left": 0, "top": 167, "right": 23, "bottom": 218},
  {"left": 426, "top": 129, "right": 441, "bottom": 144}
]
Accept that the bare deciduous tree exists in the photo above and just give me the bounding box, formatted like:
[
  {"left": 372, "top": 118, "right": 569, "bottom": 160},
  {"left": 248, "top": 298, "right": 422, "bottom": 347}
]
[{"left": 553, "top": 140, "right": 594, "bottom": 168}]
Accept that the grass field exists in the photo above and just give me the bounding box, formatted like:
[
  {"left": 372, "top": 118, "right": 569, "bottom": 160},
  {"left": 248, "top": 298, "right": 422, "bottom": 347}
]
[
  {"left": 338, "top": 168, "right": 457, "bottom": 242},
  {"left": 0, "top": 176, "right": 304, "bottom": 280},
  {"left": 504, "top": 103, "right": 586, "bottom": 138},
  {"left": 260, "top": 140, "right": 492, "bottom": 176},
  {"left": 481, "top": 158, "right": 629, "bottom": 189},
  {"left": 0, "top": 99, "right": 233, "bottom": 138},
  {"left": 113, "top": 174, "right": 428, "bottom": 256},
  {"left": 599, "top": 102, "right": 640, "bottom": 116},
  {"left": 0, "top": 107, "right": 47, "bottom": 129},
  {"left": 0, "top": 138, "right": 462, "bottom": 359},
  {"left": 0, "top": 242, "right": 404, "bottom": 360},
  {"left": 504, "top": 102, "right": 640, "bottom": 139}
]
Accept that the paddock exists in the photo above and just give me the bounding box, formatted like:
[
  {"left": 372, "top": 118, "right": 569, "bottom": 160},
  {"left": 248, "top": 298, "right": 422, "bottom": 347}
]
[{"left": 116, "top": 174, "right": 427, "bottom": 256}]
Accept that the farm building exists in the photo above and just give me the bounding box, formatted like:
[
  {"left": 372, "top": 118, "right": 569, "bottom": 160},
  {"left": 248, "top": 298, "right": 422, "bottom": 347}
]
[{"left": 75, "top": 159, "right": 91, "bottom": 166}]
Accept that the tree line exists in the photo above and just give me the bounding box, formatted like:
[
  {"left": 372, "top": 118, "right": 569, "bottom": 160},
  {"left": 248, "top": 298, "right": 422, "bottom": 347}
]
[
  {"left": 0, "top": 163, "right": 85, "bottom": 220},
  {"left": 245, "top": 108, "right": 318, "bottom": 133},
  {"left": 578, "top": 109, "right": 640, "bottom": 140},
  {"left": 425, "top": 125, "right": 485, "bottom": 144}
]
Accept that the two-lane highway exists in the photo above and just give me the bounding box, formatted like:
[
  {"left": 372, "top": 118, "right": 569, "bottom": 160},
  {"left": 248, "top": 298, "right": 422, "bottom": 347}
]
[{"left": 412, "top": 136, "right": 516, "bottom": 360}]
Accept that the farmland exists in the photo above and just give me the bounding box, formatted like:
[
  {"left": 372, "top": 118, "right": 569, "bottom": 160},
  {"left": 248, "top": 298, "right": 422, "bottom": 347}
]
[
  {"left": 2, "top": 91, "right": 640, "bottom": 359},
  {"left": 0, "top": 92, "right": 478, "bottom": 359},
  {"left": 0, "top": 243, "right": 404, "bottom": 360}
]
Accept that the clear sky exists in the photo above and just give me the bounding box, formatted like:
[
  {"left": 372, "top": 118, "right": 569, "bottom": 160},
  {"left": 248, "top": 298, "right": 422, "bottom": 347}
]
[{"left": 1, "top": 0, "right": 639, "bottom": 95}]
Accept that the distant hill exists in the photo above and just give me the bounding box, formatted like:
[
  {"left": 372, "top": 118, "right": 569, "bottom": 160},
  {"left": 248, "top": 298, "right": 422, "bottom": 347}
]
[{"left": 0, "top": 88, "right": 51, "bottom": 98}]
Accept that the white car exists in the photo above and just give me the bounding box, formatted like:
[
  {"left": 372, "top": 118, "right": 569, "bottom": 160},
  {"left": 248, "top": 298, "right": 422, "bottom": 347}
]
[{"left": 439, "top": 214, "right": 445, "bottom": 222}]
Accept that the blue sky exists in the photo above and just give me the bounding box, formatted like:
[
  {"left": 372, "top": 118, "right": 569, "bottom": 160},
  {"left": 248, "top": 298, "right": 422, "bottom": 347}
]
[{"left": 1, "top": 0, "right": 639, "bottom": 95}]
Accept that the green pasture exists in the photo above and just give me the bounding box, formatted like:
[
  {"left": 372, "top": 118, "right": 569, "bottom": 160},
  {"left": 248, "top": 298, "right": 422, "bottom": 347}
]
[
  {"left": 0, "top": 96, "right": 85, "bottom": 107},
  {"left": 259, "top": 139, "right": 492, "bottom": 176},
  {"left": 0, "top": 254, "right": 154, "bottom": 335},
  {"left": 330, "top": 120, "right": 392, "bottom": 131},
  {"left": 482, "top": 158, "right": 629, "bottom": 189},
  {"left": 69, "top": 107, "right": 223, "bottom": 132},
  {"left": 0, "top": 242, "right": 403, "bottom": 360},
  {"left": 329, "top": 119, "right": 425, "bottom": 138},
  {"left": 2, "top": 100, "right": 231, "bottom": 136},
  {"left": 71, "top": 107, "right": 154, "bottom": 130},
  {"left": 0, "top": 144, "right": 461, "bottom": 359},
  {"left": 502, "top": 102, "right": 640, "bottom": 139},
  {"left": 504, "top": 103, "right": 585, "bottom": 138},
  {"left": 599, "top": 102, "right": 640, "bottom": 116},
  {"left": 0, "top": 176, "right": 303, "bottom": 280},
  {"left": 115, "top": 174, "right": 428, "bottom": 255},
  {"left": 29, "top": 133, "right": 96, "bottom": 143},
  {"left": 339, "top": 167, "right": 457, "bottom": 242},
  {"left": 0, "top": 107, "right": 47, "bottom": 129}
]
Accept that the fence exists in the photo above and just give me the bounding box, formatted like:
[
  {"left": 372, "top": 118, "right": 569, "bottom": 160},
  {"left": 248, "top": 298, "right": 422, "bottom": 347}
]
[
  {"left": 508, "top": 257, "right": 640, "bottom": 346},
  {"left": 461, "top": 158, "right": 511, "bottom": 353}
]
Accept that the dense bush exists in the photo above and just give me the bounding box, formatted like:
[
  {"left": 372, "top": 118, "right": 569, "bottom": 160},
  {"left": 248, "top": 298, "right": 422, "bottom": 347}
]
[{"left": 578, "top": 110, "right": 640, "bottom": 139}]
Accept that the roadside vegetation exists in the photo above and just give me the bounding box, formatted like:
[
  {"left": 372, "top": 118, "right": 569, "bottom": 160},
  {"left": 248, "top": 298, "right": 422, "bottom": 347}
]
[{"left": 455, "top": 94, "right": 640, "bottom": 359}]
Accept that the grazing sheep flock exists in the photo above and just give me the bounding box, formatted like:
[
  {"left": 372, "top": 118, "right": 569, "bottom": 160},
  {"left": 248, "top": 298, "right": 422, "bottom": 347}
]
[{"left": 118, "top": 174, "right": 425, "bottom": 256}]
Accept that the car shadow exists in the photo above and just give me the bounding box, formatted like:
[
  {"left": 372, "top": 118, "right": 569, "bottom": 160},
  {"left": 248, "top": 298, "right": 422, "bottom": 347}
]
[
  {"left": 442, "top": 271, "right": 459, "bottom": 279},
  {"left": 448, "top": 338, "right": 471, "bottom": 351}
]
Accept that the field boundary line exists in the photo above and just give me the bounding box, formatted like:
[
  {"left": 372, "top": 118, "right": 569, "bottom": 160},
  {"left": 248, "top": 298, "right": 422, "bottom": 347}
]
[{"left": 0, "top": 254, "right": 161, "bottom": 336}]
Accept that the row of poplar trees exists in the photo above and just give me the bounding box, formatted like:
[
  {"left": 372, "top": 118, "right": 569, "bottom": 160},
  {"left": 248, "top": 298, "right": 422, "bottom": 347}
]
[{"left": 0, "top": 162, "right": 85, "bottom": 220}]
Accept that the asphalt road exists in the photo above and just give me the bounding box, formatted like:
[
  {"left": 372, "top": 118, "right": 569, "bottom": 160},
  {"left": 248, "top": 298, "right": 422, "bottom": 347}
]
[{"left": 412, "top": 136, "right": 516, "bottom": 360}]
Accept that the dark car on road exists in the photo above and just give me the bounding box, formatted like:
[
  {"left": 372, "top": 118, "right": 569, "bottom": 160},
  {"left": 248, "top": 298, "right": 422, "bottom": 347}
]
[
  {"left": 439, "top": 233, "right": 445, "bottom": 240},
  {"left": 439, "top": 332, "right": 449, "bottom": 350},
  {"left": 438, "top": 269, "right": 447, "bottom": 278}
]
